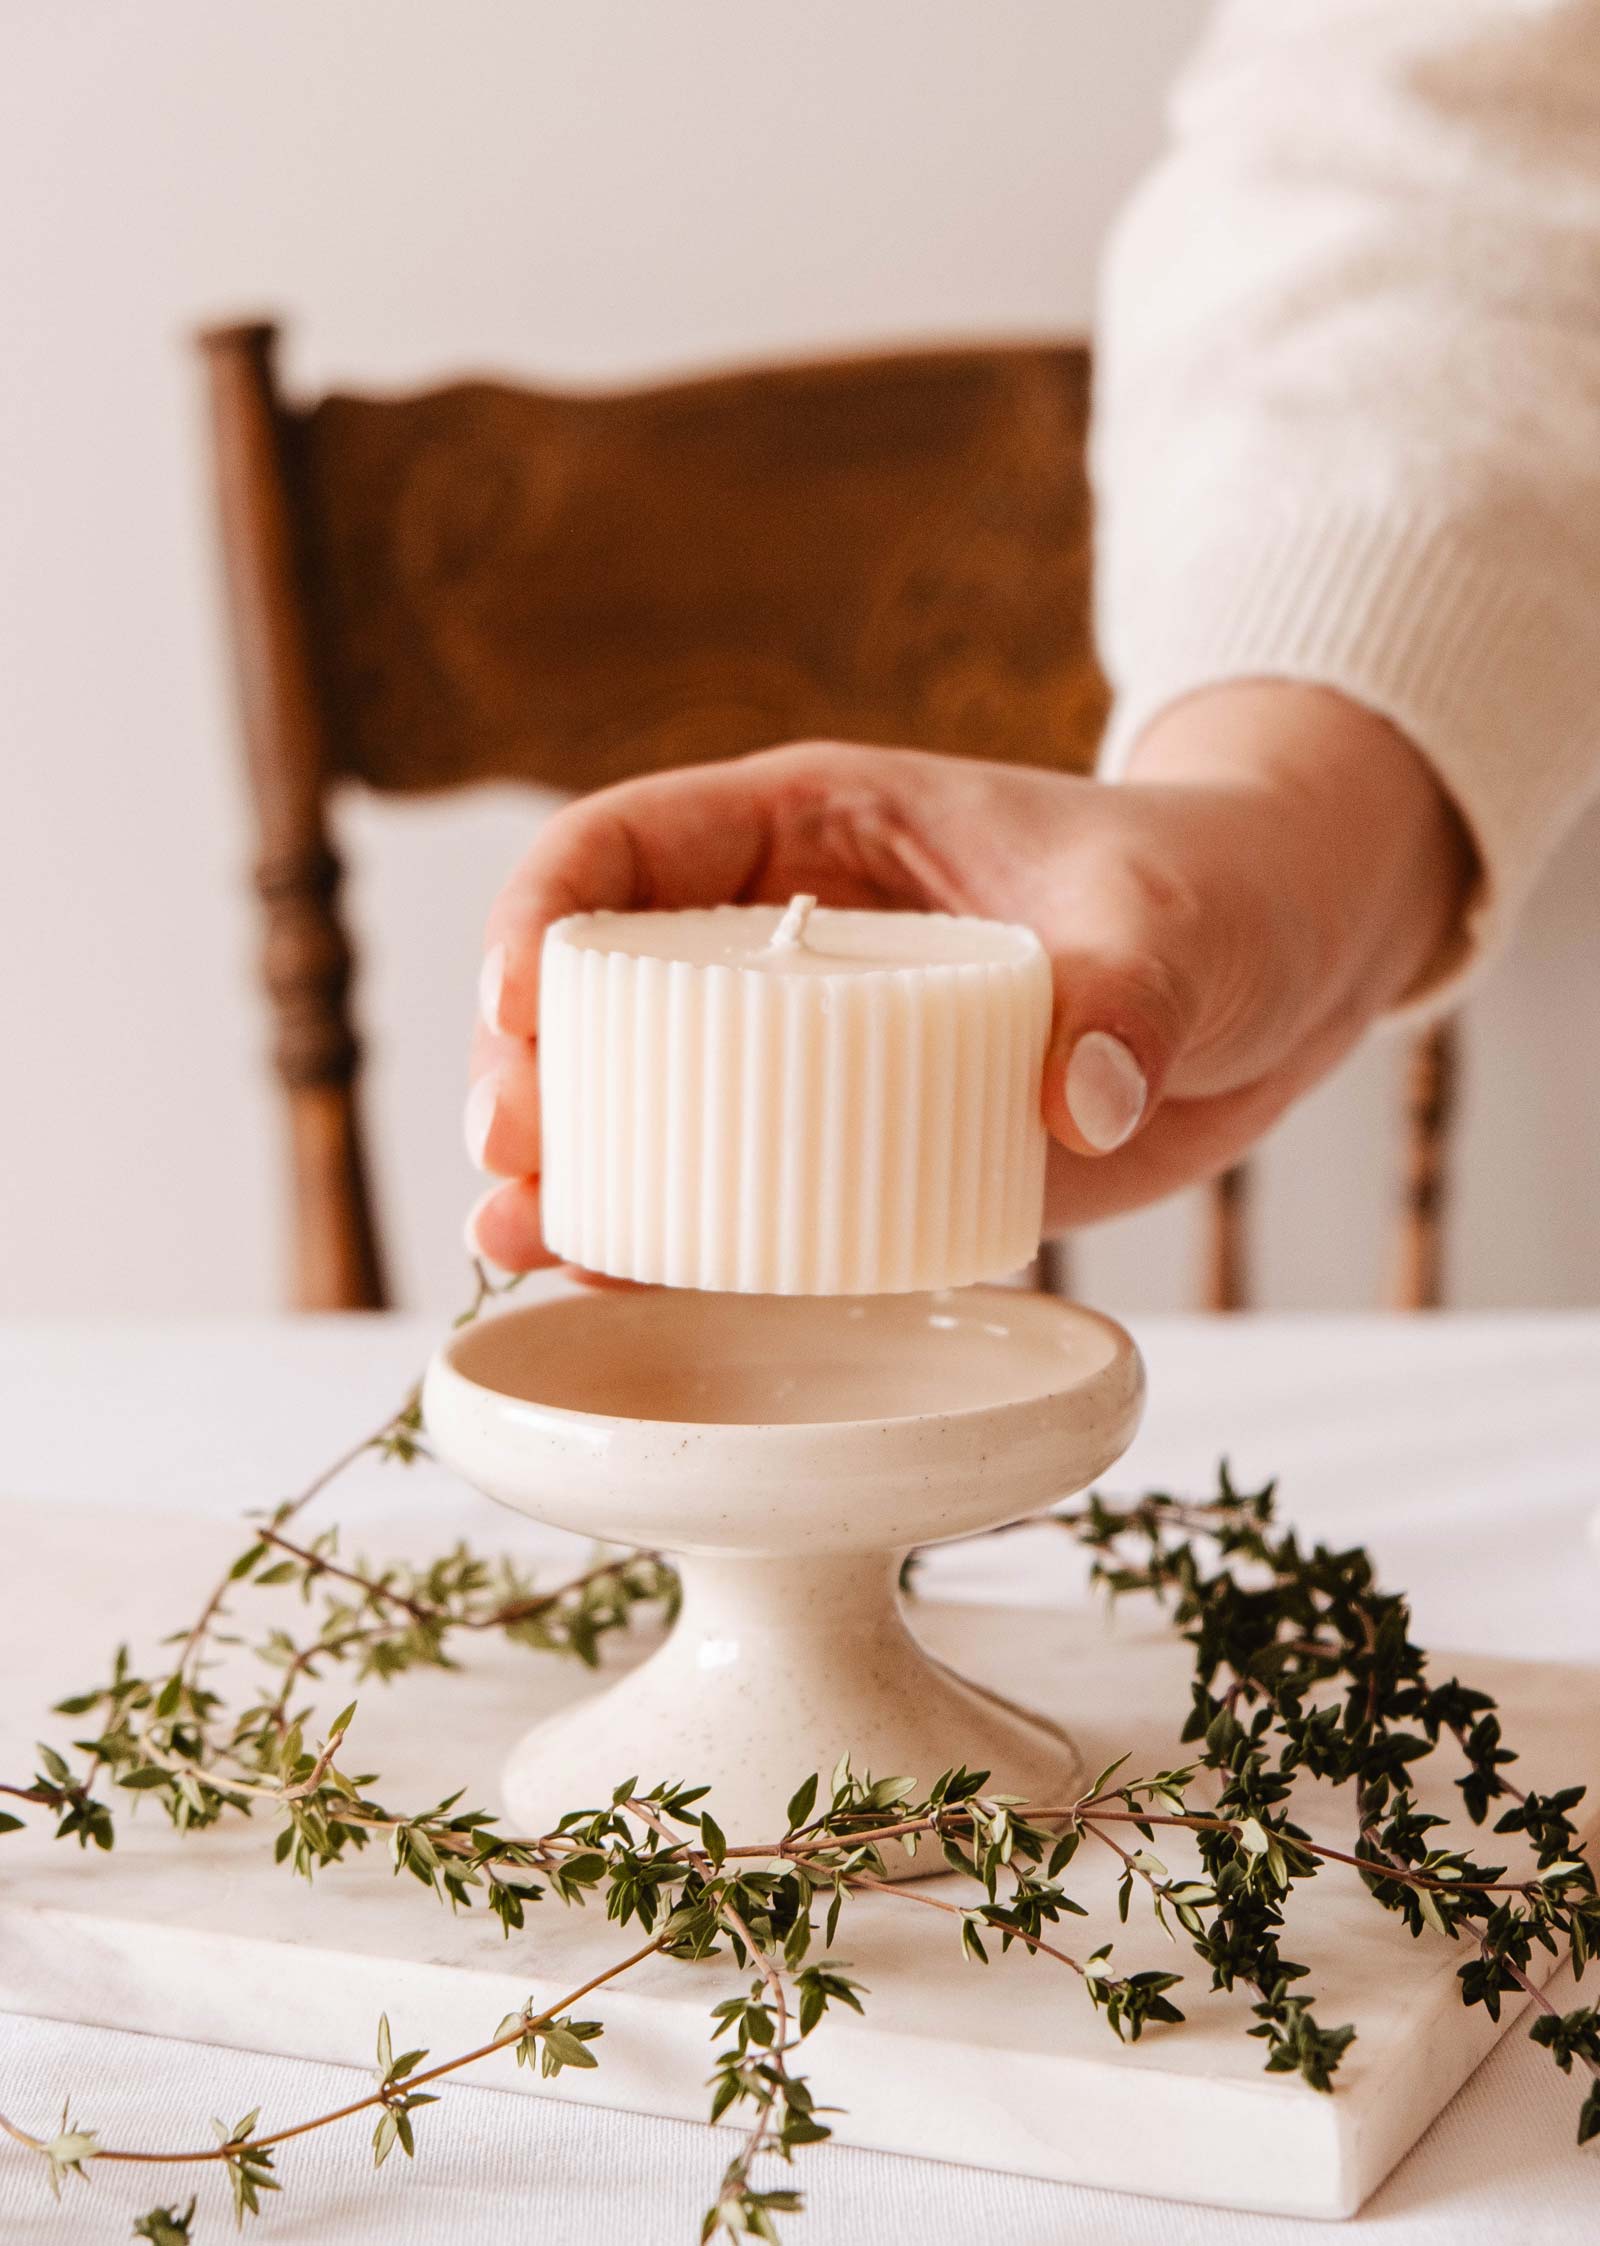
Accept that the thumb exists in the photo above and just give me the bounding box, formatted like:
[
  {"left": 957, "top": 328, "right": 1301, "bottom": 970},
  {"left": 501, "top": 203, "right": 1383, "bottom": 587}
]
[{"left": 1041, "top": 944, "right": 1206, "bottom": 1158}]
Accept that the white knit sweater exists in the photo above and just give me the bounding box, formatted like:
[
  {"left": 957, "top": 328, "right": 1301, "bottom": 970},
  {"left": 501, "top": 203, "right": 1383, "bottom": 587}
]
[{"left": 1093, "top": 0, "right": 1600, "bottom": 981}]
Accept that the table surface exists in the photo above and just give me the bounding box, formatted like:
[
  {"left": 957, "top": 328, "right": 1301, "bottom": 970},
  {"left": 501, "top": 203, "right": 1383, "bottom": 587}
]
[{"left": 2, "top": 1310, "right": 1598, "bottom": 2245}]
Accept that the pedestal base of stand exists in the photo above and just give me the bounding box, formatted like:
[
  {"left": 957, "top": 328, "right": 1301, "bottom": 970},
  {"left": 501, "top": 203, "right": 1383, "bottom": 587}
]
[{"left": 502, "top": 1557, "right": 1081, "bottom": 1875}]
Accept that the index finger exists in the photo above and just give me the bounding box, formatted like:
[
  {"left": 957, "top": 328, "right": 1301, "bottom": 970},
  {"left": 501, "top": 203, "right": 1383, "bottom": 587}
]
[{"left": 481, "top": 763, "right": 774, "bottom": 1037}]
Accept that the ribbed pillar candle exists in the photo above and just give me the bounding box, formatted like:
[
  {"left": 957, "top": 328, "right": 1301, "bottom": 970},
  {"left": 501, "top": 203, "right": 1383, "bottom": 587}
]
[{"left": 538, "top": 899, "right": 1052, "bottom": 1293}]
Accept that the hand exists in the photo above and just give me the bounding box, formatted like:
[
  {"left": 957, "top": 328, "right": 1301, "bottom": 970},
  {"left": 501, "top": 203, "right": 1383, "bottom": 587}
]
[{"left": 464, "top": 681, "right": 1471, "bottom": 1269}]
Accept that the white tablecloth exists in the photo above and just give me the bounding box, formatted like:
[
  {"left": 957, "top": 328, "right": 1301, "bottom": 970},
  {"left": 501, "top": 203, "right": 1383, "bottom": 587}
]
[{"left": 2, "top": 1312, "right": 1598, "bottom": 2244}]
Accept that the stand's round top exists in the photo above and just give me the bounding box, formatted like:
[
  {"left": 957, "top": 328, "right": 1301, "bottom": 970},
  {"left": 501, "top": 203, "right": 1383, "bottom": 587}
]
[{"left": 423, "top": 1281, "right": 1143, "bottom": 1557}]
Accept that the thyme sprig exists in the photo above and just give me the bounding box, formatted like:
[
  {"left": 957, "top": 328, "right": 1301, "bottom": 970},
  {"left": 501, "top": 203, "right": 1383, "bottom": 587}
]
[{"left": 2, "top": 1282, "right": 1598, "bottom": 2239}]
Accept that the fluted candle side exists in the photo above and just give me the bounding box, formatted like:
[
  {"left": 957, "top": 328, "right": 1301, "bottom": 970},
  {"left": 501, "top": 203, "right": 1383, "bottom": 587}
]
[{"left": 538, "top": 905, "right": 1052, "bottom": 1294}]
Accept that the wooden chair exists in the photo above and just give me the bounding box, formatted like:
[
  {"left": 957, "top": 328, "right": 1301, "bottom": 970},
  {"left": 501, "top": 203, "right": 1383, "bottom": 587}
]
[{"left": 197, "top": 319, "right": 1457, "bottom": 1314}]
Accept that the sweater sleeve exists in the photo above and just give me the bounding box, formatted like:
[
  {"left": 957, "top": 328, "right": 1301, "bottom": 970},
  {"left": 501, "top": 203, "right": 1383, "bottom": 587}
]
[{"left": 1093, "top": 0, "right": 1600, "bottom": 996}]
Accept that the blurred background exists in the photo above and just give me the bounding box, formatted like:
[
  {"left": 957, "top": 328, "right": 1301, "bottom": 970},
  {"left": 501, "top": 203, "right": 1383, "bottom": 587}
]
[{"left": 3, "top": 0, "right": 1596, "bottom": 1319}]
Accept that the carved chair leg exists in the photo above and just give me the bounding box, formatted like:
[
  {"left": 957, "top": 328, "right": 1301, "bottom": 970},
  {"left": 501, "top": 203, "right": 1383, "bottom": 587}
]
[
  {"left": 1392, "top": 1018, "right": 1459, "bottom": 1313},
  {"left": 202, "top": 322, "right": 388, "bottom": 1311},
  {"left": 257, "top": 842, "right": 387, "bottom": 1312},
  {"left": 1034, "top": 1237, "right": 1073, "bottom": 1298},
  {"left": 1204, "top": 1163, "right": 1250, "bottom": 1313}
]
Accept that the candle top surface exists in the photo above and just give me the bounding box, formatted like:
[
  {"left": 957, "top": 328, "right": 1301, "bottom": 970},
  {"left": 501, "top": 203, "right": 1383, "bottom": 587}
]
[{"left": 549, "top": 901, "right": 1045, "bottom": 979}]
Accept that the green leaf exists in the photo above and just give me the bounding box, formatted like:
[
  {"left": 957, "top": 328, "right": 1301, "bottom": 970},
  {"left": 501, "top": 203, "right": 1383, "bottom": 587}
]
[
  {"left": 786, "top": 1774, "right": 819, "bottom": 1831},
  {"left": 1578, "top": 2083, "right": 1600, "bottom": 2147},
  {"left": 29, "top": 2101, "right": 102, "bottom": 2201},
  {"left": 1083, "top": 1754, "right": 1129, "bottom": 1801},
  {"left": 540, "top": 2025, "right": 602, "bottom": 2075},
  {"left": 1046, "top": 1829, "right": 1080, "bottom": 1878},
  {"left": 132, "top": 2200, "right": 198, "bottom": 2245},
  {"left": 1416, "top": 1887, "right": 1453, "bottom": 1940}
]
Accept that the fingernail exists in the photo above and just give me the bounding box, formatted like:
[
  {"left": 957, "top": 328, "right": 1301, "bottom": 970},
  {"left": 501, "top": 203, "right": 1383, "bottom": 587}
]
[
  {"left": 463, "top": 1186, "right": 500, "bottom": 1260},
  {"left": 464, "top": 1071, "right": 501, "bottom": 1170},
  {"left": 479, "top": 943, "right": 507, "bottom": 1034},
  {"left": 1065, "top": 1032, "right": 1147, "bottom": 1152}
]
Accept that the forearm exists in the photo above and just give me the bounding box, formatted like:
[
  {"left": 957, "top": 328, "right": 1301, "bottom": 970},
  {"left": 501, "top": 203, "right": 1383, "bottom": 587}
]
[{"left": 1095, "top": 0, "right": 1600, "bottom": 994}]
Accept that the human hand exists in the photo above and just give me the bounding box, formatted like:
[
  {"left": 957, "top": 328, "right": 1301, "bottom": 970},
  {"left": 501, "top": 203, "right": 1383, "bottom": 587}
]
[{"left": 464, "top": 681, "right": 1471, "bottom": 1268}]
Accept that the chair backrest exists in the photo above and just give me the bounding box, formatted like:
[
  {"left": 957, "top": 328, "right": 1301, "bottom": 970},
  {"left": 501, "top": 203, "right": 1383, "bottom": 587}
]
[{"left": 198, "top": 319, "right": 1456, "bottom": 1313}]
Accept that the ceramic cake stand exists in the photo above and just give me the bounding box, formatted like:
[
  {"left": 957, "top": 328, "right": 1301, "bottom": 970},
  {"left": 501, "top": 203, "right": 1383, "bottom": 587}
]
[{"left": 422, "top": 1283, "right": 1143, "bottom": 1867}]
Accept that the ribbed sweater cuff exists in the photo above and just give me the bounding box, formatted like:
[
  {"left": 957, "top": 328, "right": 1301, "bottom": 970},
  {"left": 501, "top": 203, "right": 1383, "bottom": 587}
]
[{"left": 1098, "top": 504, "right": 1600, "bottom": 1013}]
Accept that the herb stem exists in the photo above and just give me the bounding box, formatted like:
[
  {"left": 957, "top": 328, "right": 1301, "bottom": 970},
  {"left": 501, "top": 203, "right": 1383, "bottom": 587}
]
[
  {"left": 256, "top": 1529, "right": 433, "bottom": 1623},
  {"left": 850, "top": 1870, "right": 1090, "bottom": 1976},
  {"left": 0, "top": 1934, "right": 666, "bottom": 2168}
]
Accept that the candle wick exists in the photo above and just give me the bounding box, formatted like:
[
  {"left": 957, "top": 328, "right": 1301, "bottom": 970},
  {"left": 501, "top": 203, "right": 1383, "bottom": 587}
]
[{"left": 769, "top": 894, "right": 817, "bottom": 952}]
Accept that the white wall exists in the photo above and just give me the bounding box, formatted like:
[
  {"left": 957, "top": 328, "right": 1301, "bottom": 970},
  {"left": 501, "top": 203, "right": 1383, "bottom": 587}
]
[{"left": 1, "top": 0, "right": 1595, "bottom": 1320}]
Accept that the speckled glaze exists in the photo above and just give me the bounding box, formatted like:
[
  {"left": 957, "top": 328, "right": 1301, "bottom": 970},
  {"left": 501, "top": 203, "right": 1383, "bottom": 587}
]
[{"left": 423, "top": 1283, "right": 1143, "bottom": 1871}]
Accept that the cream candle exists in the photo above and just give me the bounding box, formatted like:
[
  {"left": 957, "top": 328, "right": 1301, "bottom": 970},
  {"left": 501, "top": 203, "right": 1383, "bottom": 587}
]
[{"left": 538, "top": 898, "right": 1052, "bottom": 1294}]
